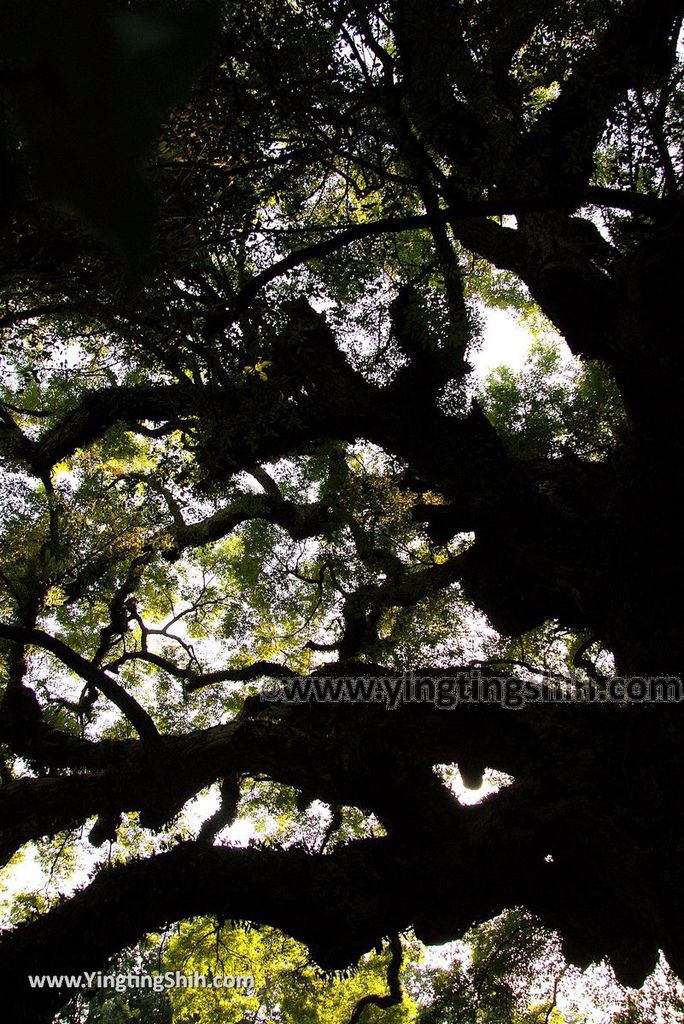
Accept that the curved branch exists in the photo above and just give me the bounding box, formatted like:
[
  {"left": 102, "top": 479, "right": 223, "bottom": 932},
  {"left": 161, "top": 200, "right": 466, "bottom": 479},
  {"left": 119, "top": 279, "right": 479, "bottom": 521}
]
[
  {"left": 349, "top": 933, "right": 404, "bottom": 1024},
  {"left": 0, "top": 840, "right": 410, "bottom": 1024},
  {"left": 0, "top": 623, "right": 162, "bottom": 754}
]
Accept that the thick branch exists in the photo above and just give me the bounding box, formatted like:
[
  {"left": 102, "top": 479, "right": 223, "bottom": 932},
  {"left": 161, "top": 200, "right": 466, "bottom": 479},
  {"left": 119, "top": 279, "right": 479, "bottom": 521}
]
[{"left": 523, "top": 0, "right": 684, "bottom": 193}]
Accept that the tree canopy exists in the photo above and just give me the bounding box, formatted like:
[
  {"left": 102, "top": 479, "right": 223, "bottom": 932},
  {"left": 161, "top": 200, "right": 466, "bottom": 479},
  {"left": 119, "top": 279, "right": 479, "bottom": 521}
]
[{"left": 1, "top": 1, "right": 683, "bottom": 1021}]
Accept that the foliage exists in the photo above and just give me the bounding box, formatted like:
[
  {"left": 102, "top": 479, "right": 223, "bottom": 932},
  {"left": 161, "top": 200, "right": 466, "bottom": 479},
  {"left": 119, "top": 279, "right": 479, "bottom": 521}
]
[{"left": 480, "top": 339, "right": 625, "bottom": 461}]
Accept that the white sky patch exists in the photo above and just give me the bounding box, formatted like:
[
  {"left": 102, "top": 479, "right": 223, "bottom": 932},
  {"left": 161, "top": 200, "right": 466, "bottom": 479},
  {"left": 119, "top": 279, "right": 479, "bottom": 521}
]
[
  {"left": 420, "top": 936, "right": 471, "bottom": 975},
  {"left": 0, "top": 828, "right": 105, "bottom": 928},
  {"left": 433, "top": 763, "right": 515, "bottom": 806},
  {"left": 470, "top": 306, "right": 574, "bottom": 380},
  {"left": 222, "top": 817, "right": 260, "bottom": 845},
  {"left": 0, "top": 847, "right": 42, "bottom": 919},
  {"left": 470, "top": 307, "right": 534, "bottom": 377},
  {"left": 183, "top": 787, "right": 266, "bottom": 847}
]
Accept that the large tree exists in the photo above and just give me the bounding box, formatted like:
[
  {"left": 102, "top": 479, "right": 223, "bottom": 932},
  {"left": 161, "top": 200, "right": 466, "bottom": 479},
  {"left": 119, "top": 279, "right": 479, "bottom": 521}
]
[{"left": 0, "top": 1, "right": 683, "bottom": 1020}]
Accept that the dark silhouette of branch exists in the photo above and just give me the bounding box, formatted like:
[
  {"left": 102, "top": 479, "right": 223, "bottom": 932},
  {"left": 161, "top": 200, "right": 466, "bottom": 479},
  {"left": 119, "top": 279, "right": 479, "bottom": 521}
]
[
  {"left": 348, "top": 933, "right": 404, "bottom": 1024},
  {"left": 0, "top": 623, "right": 163, "bottom": 753}
]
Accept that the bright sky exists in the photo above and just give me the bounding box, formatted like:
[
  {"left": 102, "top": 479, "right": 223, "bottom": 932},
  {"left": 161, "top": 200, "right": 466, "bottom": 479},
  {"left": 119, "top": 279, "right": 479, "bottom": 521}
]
[{"left": 472, "top": 307, "right": 538, "bottom": 376}]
